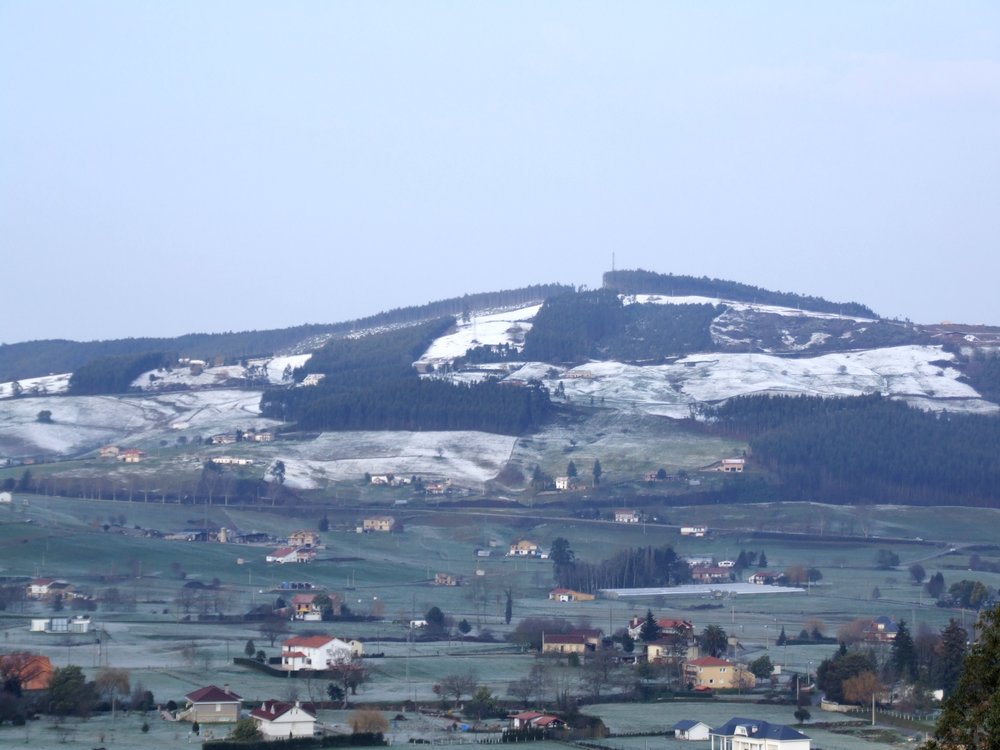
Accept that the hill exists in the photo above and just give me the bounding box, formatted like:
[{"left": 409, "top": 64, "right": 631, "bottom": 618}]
[{"left": 2, "top": 269, "right": 1000, "bottom": 510}]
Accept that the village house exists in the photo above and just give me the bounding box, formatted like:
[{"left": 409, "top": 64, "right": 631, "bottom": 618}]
[
  {"left": 747, "top": 571, "right": 783, "bottom": 585},
  {"left": 180, "top": 685, "right": 242, "bottom": 724},
  {"left": 0, "top": 653, "right": 54, "bottom": 691},
  {"left": 251, "top": 700, "right": 317, "bottom": 739},
  {"left": 434, "top": 572, "right": 460, "bottom": 586},
  {"left": 548, "top": 588, "right": 596, "bottom": 602},
  {"left": 508, "top": 539, "right": 540, "bottom": 557},
  {"left": 680, "top": 525, "right": 708, "bottom": 537},
  {"left": 627, "top": 616, "right": 694, "bottom": 641},
  {"left": 865, "top": 615, "right": 899, "bottom": 643},
  {"left": 362, "top": 516, "right": 398, "bottom": 533},
  {"left": 646, "top": 636, "right": 700, "bottom": 664},
  {"left": 291, "top": 592, "right": 341, "bottom": 620},
  {"left": 210, "top": 456, "right": 254, "bottom": 466},
  {"left": 673, "top": 720, "right": 712, "bottom": 741},
  {"left": 509, "top": 711, "right": 565, "bottom": 731},
  {"left": 266, "top": 546, "right": 316, "bottom": 564},
  {"left": 98, "top": 445, "right": 120, "bottom": 458},
  {"left": 684, "top": 656, "right": 754, "bottom": 690},
  {"left": 210, "top": 433, "right": 237, "bottom": 445},
  {"left": 541, "top": 632, "right": 590, "bottom": 655},
  {"left": 691, "top": 565, "right": 734, "bottom": 584},
  {"left": 554, "top": 476, "right": 570, "bottom": 490},
  {"left": 27, "top": 578, "right": 75, "bottom": 600},
  {"left": 719, "top": 458, "right": 746, "bottom": 473},
  {"left": 119, "top": 449, "right": 145, "bottom": 463},
  {"left": 244, "top": 429, "right": 274, "bottom": 443},
  {"left": 614, "top": 509, "right": 641, "bottom": 523},
  {"left": 710, "top": 718, "right": 810, "bottom": 750},
  {"left": 281, "top": 635, "right": 359, "bottom": 670},
  {"left": 288, "top": 530, "right": 321, "bottom": 548}
]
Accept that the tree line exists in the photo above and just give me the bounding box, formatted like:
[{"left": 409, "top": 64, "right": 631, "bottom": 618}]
[
  {"left": 262, "top": 317, "right": 552, "bottom": 435},
  {"left": 0, "top": 283, "right": 571, "bottom": 382},
  {"left": 701, "top": 393, "right": 1000, "bottom": 506},
  {"left": 550, "top": 539, "right": 692, "bottom": 593},
  {"left": 603, "top": 268, "right": 877, "bottom": 318},
  {"left": 68, "top": 351, "right": 175, "bottom": 395}
]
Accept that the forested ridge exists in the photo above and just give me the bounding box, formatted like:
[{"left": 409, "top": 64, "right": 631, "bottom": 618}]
[
  {"left": 703, "top": 394, "right": 1000, "bottom": 507},
  {"left": 604, "top": 268, "right": 877, "bottom": 318},
  {"left": 0, "top": 283, "right": 570, "bottom": 382},
  {"left": 262, "top": 318, "right": 552, "bottom": 435},
  {"left": 68, "top": 351, "right": 175, "bottom": 395},
  {"left": 520, "top": 289, "right": 722, "bottom": 363}
]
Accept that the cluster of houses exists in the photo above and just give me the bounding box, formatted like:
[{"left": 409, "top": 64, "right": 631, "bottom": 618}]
[{"left": 266, "top": 530, "right": 322, "bottom": 564}]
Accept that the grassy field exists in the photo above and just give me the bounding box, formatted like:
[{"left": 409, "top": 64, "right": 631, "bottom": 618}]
[{"left": 2, "top": 496, "right": 997, "bottom": 749}]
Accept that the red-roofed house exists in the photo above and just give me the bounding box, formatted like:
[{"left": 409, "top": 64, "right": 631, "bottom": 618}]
[
  {"left": 266, "top": 547, "right": 315, "bottom": 564},
  {"left": 0, "top": 653, "right": 53, "bottom": 691},
  {"left": 548, "top": 588, "right": 596, "bottom": 602},
  {"left": 281, "top": 635, "right": 356, "bottom": 670},
  {"left": 251, "top": 700, "right": 317, "bottom": 739},
  {"left": 509, "top": 711, "right": 565, "bottom": 730},
  {"left": 541, "top": 632, "right": 590, "bottom": 655},
  {"left": 181, "top": 685, "right": 242, "bottom": 723}
]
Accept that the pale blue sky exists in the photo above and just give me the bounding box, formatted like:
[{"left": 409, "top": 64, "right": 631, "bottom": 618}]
[{"left": 2, "top": 2, "right": 998, "bottom": 342}]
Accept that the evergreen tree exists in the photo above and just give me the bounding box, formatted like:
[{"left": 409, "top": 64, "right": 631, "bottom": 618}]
[
  {"left": 639, "top": 610, "right": 662, "bottom": 642},
  {"left": 566, "top": 461, "right": 578, "bottom": 479},
  {"left": 700, "top": 625, "right": 728, "bottom": 658},
  {"left": 891, "top": 619, "right": 917, "bottom": 682},
  {"left": 925, "top": 572, "right": 946, "bottom": 599},
  {"left": 934, "top": 619, "right": 968, "bottom": 697},
  {"left": 504, "top": 589, "right": 513, "bottom": 625},
  {"left": 927, "top": 604, "right": 1000, "bottom": 750},
  {"left": 243, "top": 639, "right": 256, "bottom": 658},
  {"left": 592, "top": 459, "right": 603, "bottom": 486},
  {"left": 776, "top": 626, "right": 787, "bottom": 646},
  {"left": 759, "top": 551, "right": 768, "bottom": 568}
]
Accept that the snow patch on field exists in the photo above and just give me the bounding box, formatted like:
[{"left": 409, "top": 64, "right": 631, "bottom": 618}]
[
  {"left": 509, "top": 345, "right": 997, "bottom": 417},
  {"left": 0, "top": 372, "right": 71, "bottom": 399},
  {"left": 131, "top": 354, "right": 312, "bottom": 390},
  {"left": 263, "top": 431, "right": 517, "bottom": 490},
  {"left": 415, "top": 305, "right": 541, "bottom": 367}
]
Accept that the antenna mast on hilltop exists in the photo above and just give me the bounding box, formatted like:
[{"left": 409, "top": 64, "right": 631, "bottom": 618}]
[{"left": 612, "top": 252, "right": 616, "bottom": 272}]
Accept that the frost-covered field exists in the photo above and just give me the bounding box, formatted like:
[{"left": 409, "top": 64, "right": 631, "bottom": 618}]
[
  {"left": 268, "top": 430, "right": 518, "bottom": 490},
  {"left": 415, "top": 304, "right": 541, "bottom": 367},
  {"left": 600, "top": 583, "right": 805, "bottom": 598},
  {"left": 506, "top": 345, "right": 996, "bottom": 418},
  {"left": 0, "top": 372, "right": 71, "bottom": 398}
]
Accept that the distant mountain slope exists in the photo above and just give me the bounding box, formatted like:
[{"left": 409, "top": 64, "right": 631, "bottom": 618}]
[
  {"left": 604, "top": 268, "right": 878, "bottom": 318},
  {"left": 0, "top": 283, "right": 571, "bottom": 382}
]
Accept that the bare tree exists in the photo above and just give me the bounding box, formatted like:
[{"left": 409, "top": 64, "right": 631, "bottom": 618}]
[
  {"left": 437, "top": 670, "right": 478, "bottom": 707},
  {"left": 259, "top": 616, "right": 290, "bottom": 647}
]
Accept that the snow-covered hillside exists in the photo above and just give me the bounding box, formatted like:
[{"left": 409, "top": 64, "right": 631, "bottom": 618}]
[
  {"left": 0, "top": 390, "right": 282, "bottom": 458},
  {"left": 264, "top": 431, "right": 517, "bottom": 490},
  {"left": 414, "top": 305, "right": 541, "bottom": 369},
  {"left": 129, "top": 354, "right": 312, "bottom": 391},
  {"left": 0, "top": 372, "right": 71, "bottom": 399},
  {"left": 504, "top": 345, "right": 996, "bottom": 418}
]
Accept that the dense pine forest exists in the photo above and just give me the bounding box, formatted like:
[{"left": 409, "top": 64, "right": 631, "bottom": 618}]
[
  {"left": 604, "top": 268, "right": 877, "bottom": 318},
  {"left": 0, "top": 283, "right": 570, "bottom": 382},
  {"left": 262, "top": 318, "right": 552, "bottom": 435},
  {"left": 520, "top": 289, "right": 722, "bottom": 363},
  {"left": 68, "top": 351, "right": 175, "bottom": 395},
  {"left": 703, "top": 394, "right": 1000, "bottom": 507}
]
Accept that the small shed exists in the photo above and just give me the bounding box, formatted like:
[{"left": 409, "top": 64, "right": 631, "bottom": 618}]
[{"left": 674, "top": 720, "right": 711, "bottom": 741}]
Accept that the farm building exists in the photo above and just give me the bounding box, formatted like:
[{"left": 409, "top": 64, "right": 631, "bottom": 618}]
[
  {"left": 674, "top": 720, "right": 711, "bottom": 741},
  {"left": 362, "top": 516, "right": 398, "bottom": 532},
  {"left": 548, "top": 588, "right": 595, "bottom": 602}
]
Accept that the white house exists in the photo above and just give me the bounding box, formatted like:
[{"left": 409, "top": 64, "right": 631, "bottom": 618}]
[
  {"left": 615, "top": 510, "right": 641, "bottom": 523},
  {"left": 674, "top": 720, "right": 711, "bottom": 741},
  {"left": 251, "top": 700, "right": 317, "bottom": 739},
  {"left": 281, "top": 635, "right": 354, "bottom": 670},
  {"left": 680, "top": 526, "right": 708, "bottom": 537},
  {"left": 710, "top": 718, "right": 810, "bottom": 750},
  {"left": 266, "top": 547, "right": 315, "bottom": 564}
]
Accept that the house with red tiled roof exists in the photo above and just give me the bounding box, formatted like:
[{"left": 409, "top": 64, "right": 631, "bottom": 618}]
[
  {"left": 281, "top": 635, "right": 358, "bottom": 670},
  {"left": 509, "top": 711, "right": 565, "bottom": 730},
  {"left": 0, "top": 653, "right": 53, "bottom": 690},
  {"left": 180, "top": 685, "right": 242, "bottom": 723},
  {"left": 266, "top": 546, "right": 315, "bottom": 564},
  {"left": 251, "top": 699, "right": 317, "bottom": 739}
]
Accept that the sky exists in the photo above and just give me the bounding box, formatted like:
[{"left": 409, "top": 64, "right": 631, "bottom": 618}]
[{"left": 2, "top": 1, "right": 998, "bottom": 343}]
